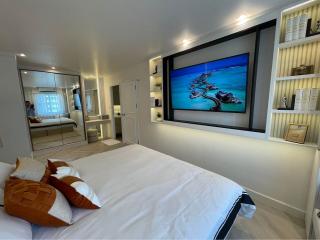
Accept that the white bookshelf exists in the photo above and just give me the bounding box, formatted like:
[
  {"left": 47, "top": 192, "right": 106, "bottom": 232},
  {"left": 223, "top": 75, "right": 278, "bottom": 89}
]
[
  {"left": 267, "top": 0, "right": 320, "bottom": 148},
  {"left": 279, "top": 34, "right": 320, "bottom": 49},
  {"left": 272, "top": 109, "right": 320, "bottom": 115},
  {"left": 149, "top": 56, "right": 164, "bottom": 123},
  {"left": 276, "top": 74, "right": 320, "bottom": 81}
]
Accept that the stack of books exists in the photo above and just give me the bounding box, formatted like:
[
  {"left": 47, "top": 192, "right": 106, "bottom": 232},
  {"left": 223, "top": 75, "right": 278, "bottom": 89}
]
[
  {"left": 294, "top": 88, "right": 319, "bottom": 111},
  {"left": 285, "top": 13, "right": 309, "bottom": 42}
]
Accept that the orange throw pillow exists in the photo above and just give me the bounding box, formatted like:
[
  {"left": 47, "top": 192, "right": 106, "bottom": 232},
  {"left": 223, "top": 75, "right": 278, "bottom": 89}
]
[
  {"left": 4, "top": 179, "right": 72, "bottom": 227},
  {"left": 49, "top": 175, "right": 101, "bottom": 209},
  {"left": 47, "top": 159, "right": 80, "bottom": 178}
]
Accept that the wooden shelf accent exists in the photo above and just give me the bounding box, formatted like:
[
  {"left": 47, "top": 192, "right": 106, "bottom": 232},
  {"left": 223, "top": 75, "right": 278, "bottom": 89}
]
[
  {"left": 279, "top": 35, "right": 320, "bottom": 49},
  {"left": 269, "top": 137, "right": 318, "bottom": 148},
  {"left": 272, "top": 110, "right": 320, "bottom": 115},
  {"left": 276, "top": 74, "right": 320, "bottom": 81}
]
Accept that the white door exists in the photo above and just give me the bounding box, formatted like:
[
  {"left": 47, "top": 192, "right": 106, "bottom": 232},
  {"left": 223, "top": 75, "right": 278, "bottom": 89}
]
[{"left": 120, "top": 80, "right": 139, "bottom": 144}]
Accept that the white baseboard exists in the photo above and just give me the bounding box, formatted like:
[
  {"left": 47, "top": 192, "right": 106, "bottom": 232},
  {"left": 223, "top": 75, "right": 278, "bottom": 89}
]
[{"left": 245, "top": 186, "right": 305, "bottom": 220}]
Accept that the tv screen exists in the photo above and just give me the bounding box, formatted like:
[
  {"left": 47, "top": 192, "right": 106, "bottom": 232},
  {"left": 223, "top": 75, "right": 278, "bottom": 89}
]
[{"left": 170, "top": 53, "right": 249, "bottom": 113}]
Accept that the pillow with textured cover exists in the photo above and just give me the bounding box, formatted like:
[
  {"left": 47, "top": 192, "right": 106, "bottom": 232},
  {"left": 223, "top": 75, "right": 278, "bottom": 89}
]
[
  {"left": 49, "top": 175, "right": 101, "bottom": 209},
  {"left": 4, "top": 179, "right": 72, "bottom": 227},
  {"left": 10, "top": 157, "right": 50, "bottom": 183},
  {"left": 48, "top": 159, "right": 80, "bottom": 178}
]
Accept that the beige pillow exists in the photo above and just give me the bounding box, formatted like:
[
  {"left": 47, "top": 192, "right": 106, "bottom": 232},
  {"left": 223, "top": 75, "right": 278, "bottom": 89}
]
[
  {"left": 4, "top": 179, "right": 72, "bottom": 227},
  {"left": 11, "top": 157, "right": 50, "bottom": 183}
]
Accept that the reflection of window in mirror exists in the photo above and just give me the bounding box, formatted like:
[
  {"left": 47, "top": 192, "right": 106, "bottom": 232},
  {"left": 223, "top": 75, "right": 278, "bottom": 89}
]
[{"left": 84, "top": 79, "right": 99, "bottom": 116}]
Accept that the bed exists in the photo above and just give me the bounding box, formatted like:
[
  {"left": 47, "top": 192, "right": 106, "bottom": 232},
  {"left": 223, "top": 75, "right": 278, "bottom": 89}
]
[
  {"left": 33, "top": 144, "right": 255, "bottom": 239},
  {"left": 29, "top": 117, "right": 77, "bottom": 137}
]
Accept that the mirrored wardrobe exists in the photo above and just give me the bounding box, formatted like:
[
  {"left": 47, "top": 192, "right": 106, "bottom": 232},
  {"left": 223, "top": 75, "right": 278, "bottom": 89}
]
[{"left": 20, "top": 70, "right": 86, "bottom": 151}]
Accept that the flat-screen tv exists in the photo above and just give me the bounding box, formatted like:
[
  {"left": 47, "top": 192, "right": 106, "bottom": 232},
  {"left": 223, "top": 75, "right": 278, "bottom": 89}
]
[{"left": 170, "top": 53, "right": 249, "bottom": 113}]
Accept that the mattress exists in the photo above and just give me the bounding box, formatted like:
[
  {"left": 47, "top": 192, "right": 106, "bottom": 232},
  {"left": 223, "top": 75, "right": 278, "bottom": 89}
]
[
  {"left": 29, "top": 117, "right": 77, "bottom": 129},
  {"left": 33, "top": 144, "right": 255, "bottom": 239}
]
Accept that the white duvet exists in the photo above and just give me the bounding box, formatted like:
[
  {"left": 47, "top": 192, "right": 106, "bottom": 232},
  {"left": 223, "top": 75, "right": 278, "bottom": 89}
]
[{"left": 33, "top": 144, "right": 254, "bottom": 239}]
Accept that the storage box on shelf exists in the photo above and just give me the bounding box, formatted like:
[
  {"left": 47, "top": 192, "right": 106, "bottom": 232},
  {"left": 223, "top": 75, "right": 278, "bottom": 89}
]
[
  {"left": 149, "top": 56, "right": 164, "bottom": 123},
  {"left": 269, "top": 0, "right": 320, "bottom": 148}
]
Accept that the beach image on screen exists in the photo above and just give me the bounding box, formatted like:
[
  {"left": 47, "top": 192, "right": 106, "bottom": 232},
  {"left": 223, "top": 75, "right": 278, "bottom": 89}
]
[{"left": 170, "top": 53, "right": 249, "bottom": 112}]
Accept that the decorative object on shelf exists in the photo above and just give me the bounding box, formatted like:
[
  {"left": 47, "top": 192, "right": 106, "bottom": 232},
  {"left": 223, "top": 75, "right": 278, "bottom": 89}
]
[
  {"left": 285, "top": 123, "right": 308, "bottom": 144},
  {"left": 156, "top": 112, "right": 162, "bottom": 121},
  {"left": 291, "top": 64, "right": 314, "bottom": 76},
  {"left": 306, "top": 18, "right": 320, "bottom": 37},
  {"left": 290, "top": 94, "right": 296, "bottom": 110},
  {"left": 152, "top": 65, "right": 158, "bottom": 75},
  {"left": 155, "top": 98, "right": 162, "bottom": 107},
  {"left": 278, "top": 96, "right": 288, "bottom": 110}
]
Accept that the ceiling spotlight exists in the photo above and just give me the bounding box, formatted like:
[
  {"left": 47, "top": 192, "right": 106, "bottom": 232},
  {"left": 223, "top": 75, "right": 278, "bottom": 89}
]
[
  {"left": 237, "top": 15, "right": 249, "bottom": 25},
  {"left": 23, "top": 71, "right": 28, "bottom": 74},
  {"left": 51, "top": 66, "right": 56, "bottom": 70},
  {"left": 17, "top": 53, "right": 26, "bottom": 57},
  {"left": 182, "top": 39, "right": 191, "bottom": 46}
]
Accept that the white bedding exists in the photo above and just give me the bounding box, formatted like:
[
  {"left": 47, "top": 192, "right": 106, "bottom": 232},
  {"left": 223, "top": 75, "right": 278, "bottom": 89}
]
[
  {"left": 29, "top": 117, "right": 76, "bottom": 128},
  {"left": 33, "top": 144, "right": 255, "bottom": 239}
]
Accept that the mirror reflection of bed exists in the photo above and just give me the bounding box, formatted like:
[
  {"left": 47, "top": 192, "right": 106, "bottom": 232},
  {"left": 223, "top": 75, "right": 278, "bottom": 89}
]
[{"left": 21, "top": 70, "right": 86, "bottom": 151}]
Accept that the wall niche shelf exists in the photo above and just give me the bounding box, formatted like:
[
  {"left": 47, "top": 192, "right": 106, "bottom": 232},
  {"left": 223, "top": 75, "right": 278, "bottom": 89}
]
[
  {"left": 279, "top": 34, "right": 320, "bottom": 49},
  {"left": 276, "top": 74, "right": 320, "bottom": 81},
  {"left": 268, "top": 0, "right": 320, "bottom": 148},
  {"left": 272, "top": 110, "right": 320, "bottom": 115},
  {"left": 149, "top": 56, "right": 164, "bottom": 123}
]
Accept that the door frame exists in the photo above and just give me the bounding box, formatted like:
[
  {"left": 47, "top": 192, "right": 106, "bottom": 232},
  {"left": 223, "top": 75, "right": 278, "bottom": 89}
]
[{"left": 119, "top": 79, "right": 140, "bottom": 144}]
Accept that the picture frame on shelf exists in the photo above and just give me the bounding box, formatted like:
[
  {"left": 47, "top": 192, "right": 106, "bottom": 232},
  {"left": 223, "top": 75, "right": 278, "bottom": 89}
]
[
  {"left": 285, "top": 123, "right": 308, "bottom": 144},
  {"left": 306, "top": 18, "right": 320, "bottom": 37}
]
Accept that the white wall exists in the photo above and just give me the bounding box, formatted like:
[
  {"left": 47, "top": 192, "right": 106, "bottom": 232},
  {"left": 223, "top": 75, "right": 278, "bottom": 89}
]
[
  {"left": 106, "top": 60, "right": 315, "bottom": 213},
  {"left": 0, "top": 54, "right": 32, "bottom": 163}
]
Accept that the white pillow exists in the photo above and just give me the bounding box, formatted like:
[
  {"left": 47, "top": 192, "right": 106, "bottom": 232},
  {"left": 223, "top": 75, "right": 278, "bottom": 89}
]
[
  {"left": 0, "top": 207, "right": 32, "bottom": 240},
  {"left": 0, "top": 162, "right": 14, "bottom": 189}
]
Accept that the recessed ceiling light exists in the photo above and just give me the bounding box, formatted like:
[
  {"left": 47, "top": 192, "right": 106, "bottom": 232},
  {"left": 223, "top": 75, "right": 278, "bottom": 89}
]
[
  {"left": 23, "top": 71, "right": 28, "bottom": 74},
  {"left": 237, "top": 15, "right": 249, "bottom": 25},
  {"left": 182, "top": 39, "right": 191, "bottom": 46},
  {"left": 51, "top": 66, "right": 56, "bottom": 70},
  {"left": 17, "top": 53, "right": 26, "bottom": 57}
]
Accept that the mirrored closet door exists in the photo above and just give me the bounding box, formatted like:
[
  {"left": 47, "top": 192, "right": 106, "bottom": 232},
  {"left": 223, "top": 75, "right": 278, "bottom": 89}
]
[{"left": 20, "top": 70, "right": 86, "bottom": 151}]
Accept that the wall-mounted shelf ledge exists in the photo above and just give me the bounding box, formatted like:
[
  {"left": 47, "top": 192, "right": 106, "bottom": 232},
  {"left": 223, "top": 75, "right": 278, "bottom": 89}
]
[
  {"left": 269, "top": 137, "right": 318, "bottom": 148},
  {"left": 272, "top": 110, "right": 320, "bottom": 115},
  {"left": 279, "top": 35, "right": 320, "bottom": 49},
  {"left": 276, "top": 74, "right": 320, "bottom": 81}
]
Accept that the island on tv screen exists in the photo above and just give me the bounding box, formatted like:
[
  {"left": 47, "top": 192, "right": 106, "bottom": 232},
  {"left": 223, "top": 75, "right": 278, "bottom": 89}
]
[{"left": 170, "top": 53, "right": 249, "bottom": 113}]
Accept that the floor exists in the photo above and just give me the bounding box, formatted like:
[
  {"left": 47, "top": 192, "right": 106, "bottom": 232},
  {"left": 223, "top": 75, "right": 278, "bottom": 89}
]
[
  {"left": 40, "top": 141, "right": 306, "bottom": 239},
  {"left": 32, "top": 129, "right": 85, "bottom": 151}
]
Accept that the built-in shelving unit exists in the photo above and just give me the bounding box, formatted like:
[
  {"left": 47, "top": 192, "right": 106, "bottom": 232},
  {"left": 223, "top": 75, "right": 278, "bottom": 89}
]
[
  {"left": 149, "top": 56, "right": 164, "bottom": 123},
  {"left": 268, "top": 0, "right": 320, "bottom": 148}
]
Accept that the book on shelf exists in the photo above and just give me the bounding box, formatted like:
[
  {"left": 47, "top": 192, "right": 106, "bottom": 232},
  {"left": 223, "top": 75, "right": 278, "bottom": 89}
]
[
  {"left": 285, "top": 17, "right": 293, "bottom": 42},
  {"left": 285, "top": 13, "right": 309, "bottom": 42},
  {"left": 294, "top": 88, "right": 319, "bottom": 111},
  {"left": 292, "top": 15, "right": 300, "bottom": 41},
  {"left": 298, "top": 13, "right": 308, "bottom": 39},
  {"left": 309, "top": 88, "right": 320, "bottom": 111}
]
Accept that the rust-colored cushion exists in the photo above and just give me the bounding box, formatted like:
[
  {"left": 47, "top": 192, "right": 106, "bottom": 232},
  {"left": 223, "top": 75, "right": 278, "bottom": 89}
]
[
  {"left": 11, "top": 157, "right": 50, "bottom": 183},
  {"left": 4, "top": 179, "right": 72, "bottom": 227},
  {"left": 47, "top": 159, "right": 79, "bottom": 178},
  {"left": 49, "top": 175, "right": 101, "bottom": 209}
]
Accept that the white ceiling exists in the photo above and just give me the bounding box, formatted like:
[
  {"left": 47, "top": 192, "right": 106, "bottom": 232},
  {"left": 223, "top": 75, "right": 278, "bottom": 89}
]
[{"left": 0, "top": 0, "right": 298, "bottom": 77}]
